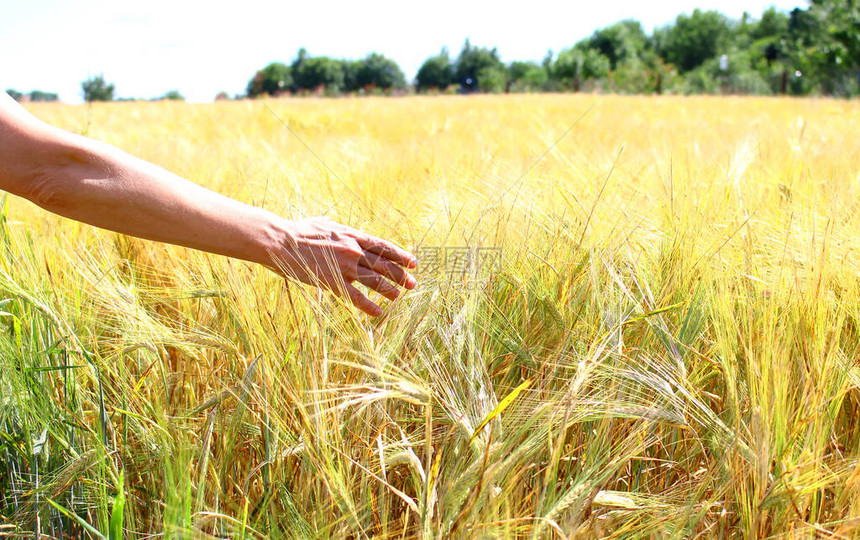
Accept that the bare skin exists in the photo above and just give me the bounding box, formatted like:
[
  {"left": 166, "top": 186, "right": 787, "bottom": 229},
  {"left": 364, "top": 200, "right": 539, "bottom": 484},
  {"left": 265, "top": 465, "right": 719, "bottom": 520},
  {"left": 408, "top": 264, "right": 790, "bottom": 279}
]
[{"left": 0, "top": 92, "right": 417, "bottom": 316}]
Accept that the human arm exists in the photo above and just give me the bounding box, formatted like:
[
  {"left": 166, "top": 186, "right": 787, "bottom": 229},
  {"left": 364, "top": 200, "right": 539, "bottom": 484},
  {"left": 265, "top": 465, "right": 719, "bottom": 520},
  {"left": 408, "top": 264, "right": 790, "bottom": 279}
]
[{"left": 0, "top": 92, "right": 416, "bottom": 316}]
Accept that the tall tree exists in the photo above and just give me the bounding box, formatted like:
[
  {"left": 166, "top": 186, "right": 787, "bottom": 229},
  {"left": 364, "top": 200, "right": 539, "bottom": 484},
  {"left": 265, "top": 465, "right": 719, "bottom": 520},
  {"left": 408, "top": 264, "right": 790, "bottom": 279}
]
[
  {"left": 454, "top": 40, "right": 506, "bottom": 91},
  {"left": 584, "top": 19, "right": 649, "bottom": 70},
  {"left": 656, "top": 9, "right": 732, "bottom": 72},
  {"left": 809, "top": 0, "right": 860, "bottom": 68},
  {"left": 416, "top": 49, "right": 453, "bottom": 91},
  {"left": 754, "top": 6, "right": 790, "bottom": 41},
  {"left": 293, "top": 55, "right": 345, "bottom": 92},
  {"left": 355, "top": 53, "right": 406, "bottom": 91},
  {"left": 553, "top": 45, "right": 611, "bottom": 90},
  {"left": 341, "top": 60, "right": 361, "bottom": 92},
  {"left": 28, "top": 90, "right": 58, "bottom": 102},
  {"left": 246, "top": 62, "right": 292, "bottom": 97},
  {"left": 749, "top": 7, "right": 790, "bottom": 67},
  {"left": 783, "top": 8, "right": 825, "bottom": 78},
  {"left": 82, "top": 74, "right": 115, "bottom": 102},
  {"left": 157, "top": 90, "right": 185, "bottom": 101},
  {"left": 508, "top": 61, "right": 548, "bottom": 92}
]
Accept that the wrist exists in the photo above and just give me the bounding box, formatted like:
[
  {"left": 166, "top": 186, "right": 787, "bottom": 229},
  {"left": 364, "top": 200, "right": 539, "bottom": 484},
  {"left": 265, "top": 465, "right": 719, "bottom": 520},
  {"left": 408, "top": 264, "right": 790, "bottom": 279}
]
[{"left": 248, "top": 210, "right": 294, "bottom": 270}]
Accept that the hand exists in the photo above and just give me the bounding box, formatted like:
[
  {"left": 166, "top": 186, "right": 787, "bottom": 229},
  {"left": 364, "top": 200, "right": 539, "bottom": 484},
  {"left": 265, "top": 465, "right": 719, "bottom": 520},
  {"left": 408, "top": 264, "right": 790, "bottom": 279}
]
[{"left": 271, "top": 217, "right": 417, "bottom": 317}]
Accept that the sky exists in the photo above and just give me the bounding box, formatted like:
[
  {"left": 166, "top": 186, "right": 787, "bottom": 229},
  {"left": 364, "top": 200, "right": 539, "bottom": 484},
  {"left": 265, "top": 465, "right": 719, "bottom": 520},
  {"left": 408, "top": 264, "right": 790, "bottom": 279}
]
[{"left": 1, "top": 0, "right": 808, "bottom": 103}]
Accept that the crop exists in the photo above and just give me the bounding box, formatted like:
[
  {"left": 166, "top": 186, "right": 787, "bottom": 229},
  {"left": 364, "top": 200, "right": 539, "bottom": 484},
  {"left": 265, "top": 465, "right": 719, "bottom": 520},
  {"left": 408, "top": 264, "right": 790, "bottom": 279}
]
[{"left": 2, "top": 94, "right": 860, "bottom": 538}]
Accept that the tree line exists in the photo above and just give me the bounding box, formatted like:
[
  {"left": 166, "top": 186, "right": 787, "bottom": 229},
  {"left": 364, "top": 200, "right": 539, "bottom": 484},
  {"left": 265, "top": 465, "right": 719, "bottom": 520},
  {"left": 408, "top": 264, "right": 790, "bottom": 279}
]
[
  {"left": 6, "top": 75, "right": 184, "bottom": 104},
  {"left": 244, "top": 1, "right": 860, "bottom": 98},
  {"left": 7, "top": 1, "right": 860, "bottom": 102}
]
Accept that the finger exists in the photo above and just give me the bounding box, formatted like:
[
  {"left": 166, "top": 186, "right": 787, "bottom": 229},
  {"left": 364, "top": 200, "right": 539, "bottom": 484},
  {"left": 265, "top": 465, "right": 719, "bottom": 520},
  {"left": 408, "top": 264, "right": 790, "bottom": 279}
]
[
  {"left": 345, "top": 282, "right": 384, "bottom": 317},
  {"left": 355, "top": 236, "right": 417, "bottom": 269},
  {"left": 359, "top": 252, "right": 416, "bottom": 289},
  {"left": 355, "top": 267, "right": 401, "bottom": 301}
]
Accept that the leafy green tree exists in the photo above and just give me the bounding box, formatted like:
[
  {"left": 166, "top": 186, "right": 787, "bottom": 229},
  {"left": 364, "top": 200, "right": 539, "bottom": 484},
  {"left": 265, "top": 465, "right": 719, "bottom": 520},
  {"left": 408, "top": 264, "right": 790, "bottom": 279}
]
[
  {"left": 553, "top": 45, "right": 611, "bottom": 90},
  {"left": 774, "top": 7, "right": 827, "bottom": 94},
  {"left": 787, "top": 7, "right": 821, "bottom": 50},
  {"left": 729, "top": 7, "right": 791, "bottom": 93},
  {"left": 355, "top": 53, "right": 406, "bottom": 91},
  {"left": 609, "top": 54, "right": 675, "bottom": 94},
  {"left": 682, "top": 50, "right": 771, "bottom": 95},
  {"left": 246, "top": 62, "right": 292, "bottom": 97},
  {"left": 28, "top": 90, "right": 58, "bottom": 102},
  {"left": 293, "top": 55, "right": 345, "bottom": 93},
  {"left": 82, "top": 74, "right": 115, "bottom": 102},
  {"left": 3, "top": 89, "right": 56, "bottom": 102},
  {"left": 476, "top": 65, "right": 508, "bottom": 93},
  {"left": 158, "top": 90, "right": 185, "bottom": 101},
  {"left": 341, "top": 59, "right": 361, "bottom": 92},
  {"left": 656, "top": 10, "right": 732, "bottom": 72},
  {"left": 291, "top": 48, "right": 310, "bottom": 72},
  {"left": 809, "top": 0, "right": 860, "bottom": 68},
  {"left": 802, "top": 0, "right": 860, "bottom": 95},
  {"left": 753, "top": 7, "right": 790, "bottom": 41},
  {"left": 454, "top": 40, "right": 505, "bottom": 91},
  {"left": 747, "top": 7, "right": 790, "bottom": 69},
  {"left": 508, "top": 61, "right": 548, "bottom": 92},
  {"left": 415, "top": 49, "right": 453, "bottom": 91},
  {"left": 584, "top": 20, "right": 649, "bottom": 70}
]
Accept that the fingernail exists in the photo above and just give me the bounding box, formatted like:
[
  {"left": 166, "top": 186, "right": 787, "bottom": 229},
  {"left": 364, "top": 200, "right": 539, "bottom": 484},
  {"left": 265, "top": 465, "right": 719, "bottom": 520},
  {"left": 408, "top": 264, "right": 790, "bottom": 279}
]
[{"left": 407, "top": 276, "right": 417, "bottom": 288}]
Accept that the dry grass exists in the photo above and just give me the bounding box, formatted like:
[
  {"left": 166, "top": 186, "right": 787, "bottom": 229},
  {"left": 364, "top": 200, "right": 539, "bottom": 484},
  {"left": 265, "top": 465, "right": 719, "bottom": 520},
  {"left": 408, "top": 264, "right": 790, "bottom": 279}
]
[{"left": 2, "top": 94, "right": 860, "bottom": 538}]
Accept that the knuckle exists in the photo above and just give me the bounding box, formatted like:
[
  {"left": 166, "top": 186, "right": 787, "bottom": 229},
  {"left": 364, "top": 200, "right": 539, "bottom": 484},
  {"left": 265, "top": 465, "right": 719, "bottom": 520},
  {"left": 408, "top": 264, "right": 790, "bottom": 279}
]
[{"left": 345, "top": 242, "right": 364, "bottom": 259}]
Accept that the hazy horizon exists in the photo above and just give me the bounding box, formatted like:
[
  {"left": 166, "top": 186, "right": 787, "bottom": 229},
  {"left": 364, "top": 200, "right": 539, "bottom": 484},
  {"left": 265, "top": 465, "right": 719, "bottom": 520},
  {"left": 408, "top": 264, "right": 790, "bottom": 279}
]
[{"left": 2, "top": 0, "right": 807, "bottom": 103}]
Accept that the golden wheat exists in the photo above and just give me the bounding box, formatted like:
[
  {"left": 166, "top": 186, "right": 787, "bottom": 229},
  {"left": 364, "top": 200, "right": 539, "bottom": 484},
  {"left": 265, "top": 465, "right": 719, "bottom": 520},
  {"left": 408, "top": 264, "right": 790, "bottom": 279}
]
[{"left": 1, "top": 94, "right": 859, "bottom": 538}]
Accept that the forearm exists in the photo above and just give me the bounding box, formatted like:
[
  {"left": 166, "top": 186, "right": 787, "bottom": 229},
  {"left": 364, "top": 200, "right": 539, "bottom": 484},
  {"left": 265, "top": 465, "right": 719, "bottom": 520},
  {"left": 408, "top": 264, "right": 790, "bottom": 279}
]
[
  {"left": 0, "top": 92, "right": 416, "bottom": 316},
  {"left": 26, "top": 133, "right": 286, "bottom": 267}
]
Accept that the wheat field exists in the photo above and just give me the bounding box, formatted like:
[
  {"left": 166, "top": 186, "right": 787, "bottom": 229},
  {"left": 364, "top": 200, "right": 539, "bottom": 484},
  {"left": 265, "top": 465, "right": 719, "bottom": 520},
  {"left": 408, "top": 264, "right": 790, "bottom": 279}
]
[{"left": 2, "top": 94, "right": 860, "bottom": 538}]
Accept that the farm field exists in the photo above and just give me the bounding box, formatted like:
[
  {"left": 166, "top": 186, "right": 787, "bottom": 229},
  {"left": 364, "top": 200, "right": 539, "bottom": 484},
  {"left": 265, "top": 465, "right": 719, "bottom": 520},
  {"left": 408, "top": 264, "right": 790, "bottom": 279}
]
[{"left": 2, "top": 94, "right": 860, "bottom": 538}]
